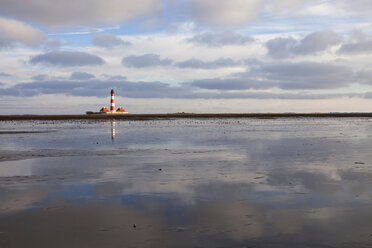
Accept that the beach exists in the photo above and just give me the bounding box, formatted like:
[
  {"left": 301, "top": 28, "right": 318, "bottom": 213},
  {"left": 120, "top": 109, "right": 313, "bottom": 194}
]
[{"left": 0, "top": 118, "right": 371, "bottom": 247}]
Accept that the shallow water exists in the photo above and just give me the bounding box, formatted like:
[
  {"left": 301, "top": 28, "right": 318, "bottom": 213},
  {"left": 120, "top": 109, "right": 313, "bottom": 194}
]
[{"left": 0, "top": 118, "right": 372, "bottom": 247}]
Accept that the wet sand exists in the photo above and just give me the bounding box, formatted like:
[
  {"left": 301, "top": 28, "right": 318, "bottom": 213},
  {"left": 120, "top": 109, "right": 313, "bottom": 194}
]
[{"left": 0, "top": 118, "right": 372, "bottom": 247}]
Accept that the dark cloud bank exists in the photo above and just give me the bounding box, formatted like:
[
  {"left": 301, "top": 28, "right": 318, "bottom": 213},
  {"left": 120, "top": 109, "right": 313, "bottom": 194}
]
[
  {"left": 176, "top": 58, "right": 240, "bottom": 69},
  {"left": 122, "top": 54, "right": 242, "bottom": 69},
  {"left": 1, "top": 60, "right": 371, "bottom": 99},
  {"left": 92, "top": 34, "right": 131, "bottom": 48},
  {"left": 0, "top": 34, "right": 15, "bottom": 50},
  {"left": 70, "top": 72, "right": 95, "bottom": 80},
  {"left": 339, "top": 40, "right": 372, "bottom": 55},
  {"left": 266, "top": 29, "right": 372, "bottom": 58},
  {"left": 191, "top": 61, "right": 359, "bottom": 91},
  {"left": 122, "top": 54, "right": 173, "bottom": 68},
  {"left": 30, "top": 51, "right": 105, "bottom": 67},
  {"left": 187, "top": 31, "right": 254, "bottom": 47},
  {"left": 0, "top": 77, "right": 362, "bottom": 100},
  {"left": 266, "top": 30, "right": 341, "bottom": 59},
  {"left": 0, "top": 72, "right": 11, "bottom": 77}
]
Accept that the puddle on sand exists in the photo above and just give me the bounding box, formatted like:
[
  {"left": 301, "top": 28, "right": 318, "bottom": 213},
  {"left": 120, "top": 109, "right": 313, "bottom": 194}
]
[{"left": 0, "top": 118, "right": 372, "bottom": 247}]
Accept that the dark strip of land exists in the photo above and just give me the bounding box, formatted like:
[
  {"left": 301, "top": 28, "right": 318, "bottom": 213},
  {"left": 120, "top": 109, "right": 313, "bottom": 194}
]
[{"left": 1, "top": 113, "right": 372, "bottom": 121}]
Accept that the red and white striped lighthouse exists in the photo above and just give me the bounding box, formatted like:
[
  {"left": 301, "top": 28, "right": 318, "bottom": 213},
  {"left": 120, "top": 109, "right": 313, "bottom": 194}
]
[{"left": 110, "top": 89, "right": 116, "bottom": 112}]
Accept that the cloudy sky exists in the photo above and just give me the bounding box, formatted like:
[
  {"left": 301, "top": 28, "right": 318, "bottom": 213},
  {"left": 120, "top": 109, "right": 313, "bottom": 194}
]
[{"left": 1, "top": 0, "right": 372, "bottom": 114}]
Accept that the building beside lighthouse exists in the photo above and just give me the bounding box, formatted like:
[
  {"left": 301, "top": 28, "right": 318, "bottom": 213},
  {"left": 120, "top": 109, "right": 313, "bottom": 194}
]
[{"left": 87, "top": 89, "right": 129, "bottom": 114}]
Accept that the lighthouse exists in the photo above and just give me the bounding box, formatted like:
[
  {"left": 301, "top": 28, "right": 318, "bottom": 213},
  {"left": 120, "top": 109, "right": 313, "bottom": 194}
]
[
  {"left": 110, "top": 89, "right": 116, "bottom": 112},
  {"left": 87, "top": 89, "right": 129, "bottom": 114}
]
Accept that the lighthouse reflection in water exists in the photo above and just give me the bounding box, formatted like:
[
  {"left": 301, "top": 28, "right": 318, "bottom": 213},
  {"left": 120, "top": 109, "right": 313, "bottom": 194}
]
[{"left": 111, "top": 119, "right": 115, "bottom": 142}]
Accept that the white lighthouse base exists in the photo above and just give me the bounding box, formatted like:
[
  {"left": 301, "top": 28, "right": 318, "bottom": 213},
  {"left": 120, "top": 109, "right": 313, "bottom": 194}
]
[{"left": 106, "top": 112, "right": 129, "bottom": 114}]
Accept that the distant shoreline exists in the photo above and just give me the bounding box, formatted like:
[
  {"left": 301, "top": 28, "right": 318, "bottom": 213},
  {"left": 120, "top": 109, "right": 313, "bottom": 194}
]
[{"left": 1, "top": 113, "right": 372, "bottom": 121}]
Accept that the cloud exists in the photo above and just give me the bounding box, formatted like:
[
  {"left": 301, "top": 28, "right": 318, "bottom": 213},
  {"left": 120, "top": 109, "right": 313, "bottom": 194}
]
[
  {"left": 2, "top": 60, "right": 362, "bottom": 100},
  {"left": 122, "top": 55, "right": 241, "bottom": 70},
  {"left": 92, "top": 34, "right": 131, "bottom": 48},
  {"left": 0, "top": 35, "right": 12, "bottom": 49},
  {"left": 203, "top": 61, "right": 358, "bottom": 90},
  {"left": 0, "top": 78, "right": 191, "bottom": 98},
  {"left": 266, "top": 30, "right": 341, "bottom": 58},
  {"left": 43, "top": 39, "right": 62, "bottom": 51},
  {"left": 176, "top": 58, "right": 240, "bottom": 69},
  {"left": 294, "top": 30, "right": 341, "bottom": 54},
  {"left": 187, "top": 31, "right": 254, "bottom": 47},
  {"left": 0, "top": 72, "right": 11, "bottom": 77},
  {"left": 0, "top": 17, "right": 45, "bottom": 48},
  {"left": 339, "top": 0, "right": 372, "bottom": 15},
  {"left": 31, "top": 74, "right": 49, "bottom": 81},
  {"left": 0, "top": 76, "right": 362, "bottom": 100},
  {"left": 254, "top": 62, "right": 356, "bottom": 90},
  {"left": 266, "top": 37, "right": 298, "bottom": 59},
  {"left": 196, "top": 91, "right": 362, "bottom": 100},
  {"left": 189, "top": 0, "right": 263, "bottom": 26},
  {"left": 270, "top": 0, "right": 303, "bottom": 14},
  {"left": 338, "top": 40, "right": 372, "bottom": 55},
  {"left": 101, "top": 74, "right": 127, "bottom": 81},
  {"left": 29, "top": 51, "right": 105, "bottom": 67},
  {"left": 348, "top": 30, "right": 368, "bottom": 43},
  {"left": 356, "top": 70, "right": 372, "bottom": 85},
  {"left": 122, "top": 54, "right": 173, "bottom": 68},
  {"left": 189, "top": 78, "right": 272, "bottom": 90},
  {"left": 70, "top": 72, "right": 95, "bottom": 80},
  {"left": 364, "top": 92, "right": 372, "bottom": 98},
  {"left": 0, "top": 0, "right": 163, "bottom": 28}
]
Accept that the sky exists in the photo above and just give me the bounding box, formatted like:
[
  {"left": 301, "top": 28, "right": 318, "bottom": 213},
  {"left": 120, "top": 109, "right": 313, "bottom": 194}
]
[{"left": 1, "top": 0, "right": 372, "bottom": 114}]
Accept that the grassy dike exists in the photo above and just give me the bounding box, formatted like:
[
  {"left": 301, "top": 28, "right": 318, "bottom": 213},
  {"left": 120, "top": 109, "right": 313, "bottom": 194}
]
[{"left": 1, "top": 113, "right": 372, "bottom": 121}]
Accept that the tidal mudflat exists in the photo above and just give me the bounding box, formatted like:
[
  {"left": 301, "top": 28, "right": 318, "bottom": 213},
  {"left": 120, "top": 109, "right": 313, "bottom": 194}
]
[{"left": 0, "top": 118, "right": 371, "bottom": 247}]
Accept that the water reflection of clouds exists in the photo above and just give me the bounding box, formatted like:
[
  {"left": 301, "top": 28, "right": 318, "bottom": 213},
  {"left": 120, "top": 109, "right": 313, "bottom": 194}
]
[
  {"left": 1, "top": 146, "right": 371, "bottom": 203},
  {"left": 0, "top": 118, "right": 372, "bottom": 247},
  {"left": 0, "top": 188, "right": 47, "bottom": 213}
]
